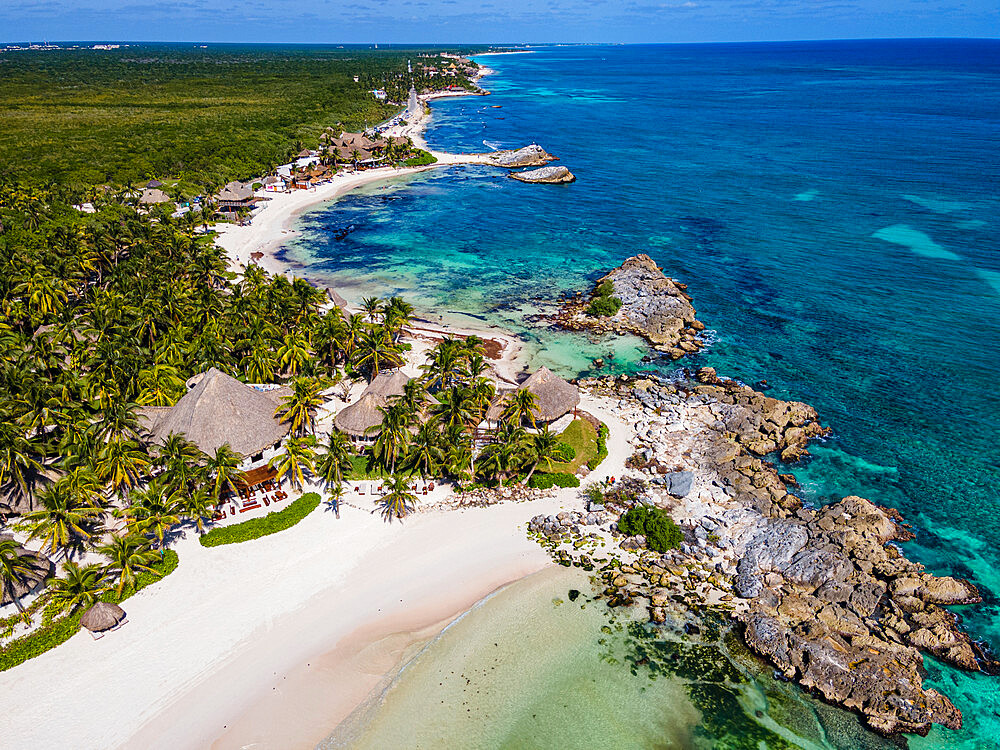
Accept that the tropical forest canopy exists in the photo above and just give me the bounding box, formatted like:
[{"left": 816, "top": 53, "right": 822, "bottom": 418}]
[{"left": 0, "top": 44, "right": 482, "bottom": 190}]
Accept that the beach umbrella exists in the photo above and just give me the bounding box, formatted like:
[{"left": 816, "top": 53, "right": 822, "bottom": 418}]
[{"left": 80, "top": 601, "right": 126, "bottom": 633}]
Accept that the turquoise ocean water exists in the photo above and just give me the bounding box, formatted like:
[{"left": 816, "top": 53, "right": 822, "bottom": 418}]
[{"left": 282, "top": 41, "right": 1000, "bottom": 748}]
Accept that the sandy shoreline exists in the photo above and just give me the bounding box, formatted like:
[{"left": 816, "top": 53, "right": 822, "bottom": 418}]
[{"left": 0, "top": 394, "right": 629, "bottom": 750}]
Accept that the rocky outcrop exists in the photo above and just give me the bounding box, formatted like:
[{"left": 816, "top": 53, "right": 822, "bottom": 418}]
[
  {"left": 509, "top": 165, "right": 575, "bottom": 184},
  {"left": 556, "top": 254, "right": 706, "bottom": 358},
  {"left": 534, "top": 374, "right": 996, "bottom": 737},
  {"left": 734, "top": 495, "right": 984, "bottom": 736},
  {"left": 488, "top": 144, "right": 557, "bottom": 168},
  {"left": 692, "top": 372, "right": 830, "bottom": 462}
]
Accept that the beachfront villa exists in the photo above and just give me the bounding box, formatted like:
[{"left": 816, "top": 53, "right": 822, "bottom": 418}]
[
  {"left": 139, "top": 367, "right": 291, "bottom": 470},
  {"left": 215, "top": 181, "right": 257, "bottom": 220},
  {"left": 139, "top": 187, "right": 170, "bottom": 205},
  {"left": 334, "top": 370, "right": 410, "bottom": 442},
  {"left": 485, "top": 366, "right": 580, "bottom": 431}
]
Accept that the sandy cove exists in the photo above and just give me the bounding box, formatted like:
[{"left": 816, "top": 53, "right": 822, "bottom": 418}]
[{"left": 0, "top": 395, "right": 631, "bottom": 750}]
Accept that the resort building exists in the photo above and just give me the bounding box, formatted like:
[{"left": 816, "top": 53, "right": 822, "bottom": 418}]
[
  {"left": 334, "top": 370, "right": 410, "bottom": 442},
  {"left": 215, "top": 181, "right": 256, "bottom": 221},
  {"left": 139, "top": 367, "right": 291, "bottom": 469},
  {"left": 139, "top": 187, "right": 170, "bottom": 205},
  {"left": 485, "top": 366, "right": 580, "bottom": 430}
]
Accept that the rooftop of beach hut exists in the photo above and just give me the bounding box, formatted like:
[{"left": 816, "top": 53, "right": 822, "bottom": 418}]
[
  {"left": 139, "top": 187, "right": 171, "bottom": 205},
  {"left": 80, "top": 601, "right": 126, "bottom": 633},
  {"left": 139, "top": 367, "right": 290, "bottom": 457},
  {"left": 485, "top": 366, "right": 579, "bottom": 423},
  {"left": 0, "top": 536, "right": 54, "bottom": 600},
  {"left": 216, "top": 181, "right": 254, "bottom": 204},
  {"left": 364, "top": 370, "right": 410, "bottom": 399},
  {"left": 334, "top": 392, "right": 385, "bottom": 437}
]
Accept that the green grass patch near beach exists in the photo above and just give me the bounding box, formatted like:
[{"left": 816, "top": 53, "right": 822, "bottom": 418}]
[
  {"left": 404, "top": 149, "right": 438, "bottom": 167},
  {"left": 0, "top": 549, "right": 179, "bottom": 672},
  {"left": 199, "top": 492, "right": 321, "bottom": 547},
  {"left": 544, "top": 419, "right": 599, "bottom": 474}
]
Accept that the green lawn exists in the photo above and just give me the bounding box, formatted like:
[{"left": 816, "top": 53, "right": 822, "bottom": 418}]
[{"left": 544, "top": 418, "right": 599, "bottom": 474}]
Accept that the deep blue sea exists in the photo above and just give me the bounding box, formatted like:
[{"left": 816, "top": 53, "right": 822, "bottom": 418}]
[{"left": 285, "top": 40, "right": 1000, "bottom": 748}]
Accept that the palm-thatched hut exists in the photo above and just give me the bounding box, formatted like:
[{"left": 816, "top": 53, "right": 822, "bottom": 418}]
[
  {"left": 0, "top": 536, "right": 54, "bottom": 604},
  {"left": 139, "top": 368, "right": 290, "bottom": 463},
  {"left": 485, "top": 366, "right": 580, "bottom": 426},
  {"left": 365, "top": 370, "right": 409, "bottom": 399},
  {"left": 334, "top": 392, "right": 385, "bottom": 441},
  {"left": 80, "top": 601, "right": 126, "bottom": 633},
  {"left": 333, "top": 371, "right": 411, "bottom": 441},
  {"left": 139, "top": 188, "right": 171, "bottom": 205}
]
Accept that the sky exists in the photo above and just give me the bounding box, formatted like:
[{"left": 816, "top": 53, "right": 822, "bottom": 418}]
[{"left": 2, "top": 0, "right": 997, "bottom": 44}]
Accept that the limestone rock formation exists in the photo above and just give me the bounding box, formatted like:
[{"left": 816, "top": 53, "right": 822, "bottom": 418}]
[
  {"left": 557, "top": 254, "right": 706, "bottom": 357},
  {"left": 509, "top": 165, "right": 575, "bottom": 184},
  {"left": 488, "top": 144, "right": 557, "bottom": 168}
]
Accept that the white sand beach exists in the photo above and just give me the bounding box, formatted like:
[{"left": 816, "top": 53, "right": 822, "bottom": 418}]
[{"left": 0, "top": 396, "right": 631, "bottom": 750}]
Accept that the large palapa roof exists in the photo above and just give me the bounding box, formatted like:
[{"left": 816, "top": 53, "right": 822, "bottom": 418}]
[
  {"left": 140, "top": 368, "right": 289, "bottom": 457},
  {"left": 334, "top": 392, "right": 384, "bottom": 437},
  {"left": 487, "top": 366, "right": 579, "bottom": 423},
  {"left": 333, "top": 371, "right": 411, "bottom": 437}
]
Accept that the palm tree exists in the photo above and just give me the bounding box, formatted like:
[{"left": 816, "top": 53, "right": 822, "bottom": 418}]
[
  {"left": 275, "top": 377, "right": 324, "bottom": 436},
  {"left": 315, "top": 430, "right": 354, "bottom": 490},
  {"left": 99, "top": 534, "right": 160, "bottom": 597},
  {"left": 0, "top": 538, "right": 42, "bottom": 614},
  {"left": 276, "top": 331, "right": 310, "bottom": 377},
  {"left": 500, "top": 388, "right": 538, "bottom": 428},
  {"left": 405, "top": 422, "right": 444, "bottom": 479},
  {"left": 136, "top": 363, "right": 186, "bottom": 406},
  {"left": 123, "top": 483, "right": 182, "bottom": 551},
  {"left": 95, "top": 438, "right": 150, "bottom": 498},
  {"left": 398, "top": 378, "right": 429, "bottom": 423},
  {"left": 24, "top": 483, "right": 103, "bottom": 559},
  {"left": 360, "top": 296, "right": 384, "bottom": 323},
  {"left": 205, "top": 444, "right": 245, "bottom": 503},
  {"left": 371, "top": 403, "right": 410, "bottom": 474},
  {"left": 374, "top": 474, "right": 417, "bottom": 523},
  {"left": 325, "top": 483, "right": 345, "bottom": 519},
  {"left": 421, "top": 338, "right": 463, "bottom": 392},
  {"left": 177, "top": 486, "right": 214, "bottom": 533},
  {"left": 0, "top": 423, "right": 45, "bottom": 512},
  {"left": 523, "top": 428, "right": 561, "bottom": 485},
  {"left": 47, "top": 561, "right": 108, "bottom": 614},
  {"left": 269, "top": 436, "right": 317, "bottom": 492},
  {"left": 353, "top": 326, "right": 402, "bottom": 378}
]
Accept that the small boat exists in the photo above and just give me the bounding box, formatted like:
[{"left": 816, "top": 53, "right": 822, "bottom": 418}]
[{"left": 492, "top": 105, "right": 502, "bottom": 108}]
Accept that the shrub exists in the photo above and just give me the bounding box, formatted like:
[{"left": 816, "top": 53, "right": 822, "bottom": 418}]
[
  {"left": 199, "top": 492, "right": 321, "bottom": 547},
  {"left": 529, "top": 472, "right": 580, "bottom": 490},
  {"left": 617, "top": 506, "right": 683, "bottom": 552},
  {"left": 586, "top": 295, "right": 622, "bottom": 317},
  {"left": 404, "top": 149, "right": 437, "bottom": 167},
  {"left": 553, "top": 442, "right": 577, "bottom": 462},
  {"left": 595, "top": 280, "right": 615, "bottom": 297},
  {"left": 0, "top": 549, "right": 179, "bottom": 672},
  {"left": 590, "top": 423, "right": 609, "bottom": 469}
]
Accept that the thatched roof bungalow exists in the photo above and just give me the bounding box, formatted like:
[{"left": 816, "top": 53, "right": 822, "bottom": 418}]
[
  {"left": 486, "top": 366, "right": 580, "bottom": 425},
  {"left": 139, "top": 188, "right": 171, "bottom": 205},
  {"left": 0, "top": 536, "right": 54, "bottom": 604},
  {"left": 139, "top": 368, "right": 290, "bottom": 460},
  {"left": 333, "top": 370, "right": 411, "bottom": 440},
  {"left": 334, "top": 392, "right": 384, "bottom": 439}
]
